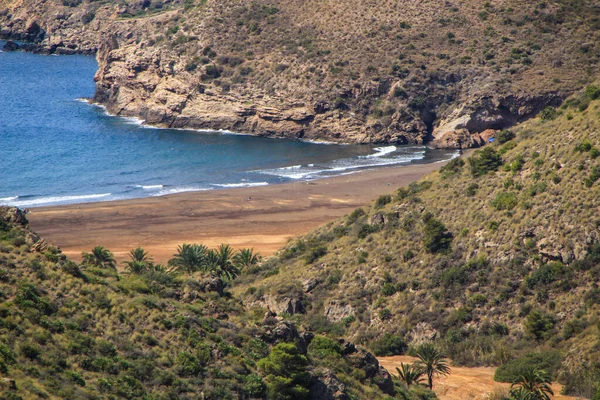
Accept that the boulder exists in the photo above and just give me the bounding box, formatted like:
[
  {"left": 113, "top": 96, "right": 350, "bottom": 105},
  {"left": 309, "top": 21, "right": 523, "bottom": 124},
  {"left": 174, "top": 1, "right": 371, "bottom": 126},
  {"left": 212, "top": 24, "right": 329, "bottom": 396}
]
[
  {"left": 2, "top": 40, "right": 19, "bottom": 51},
  {"left": 345, "top": 346, "right": 394, "bottom": 394},
  {"left": 309, "top": 369, "right": 349, "bottom": 400}
]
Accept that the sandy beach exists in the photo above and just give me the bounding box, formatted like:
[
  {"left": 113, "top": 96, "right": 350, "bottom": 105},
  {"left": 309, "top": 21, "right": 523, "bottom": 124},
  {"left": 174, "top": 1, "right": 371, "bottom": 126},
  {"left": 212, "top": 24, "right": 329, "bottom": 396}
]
[{"left": 28, "top": 161, "right": 449, "bottom": 264}]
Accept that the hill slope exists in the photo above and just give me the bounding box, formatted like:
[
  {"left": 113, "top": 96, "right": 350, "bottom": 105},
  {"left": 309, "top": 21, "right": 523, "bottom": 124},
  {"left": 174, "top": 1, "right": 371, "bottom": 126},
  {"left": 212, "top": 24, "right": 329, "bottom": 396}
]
[
  {"left": 0, "top": 208, "right": 432, "bottom": 399},
  {"left": 234, "top": 86, "right": 600, "bottom": 397},
  {"left": 1, "top": 0, "right": 599, "bottom": 145}
]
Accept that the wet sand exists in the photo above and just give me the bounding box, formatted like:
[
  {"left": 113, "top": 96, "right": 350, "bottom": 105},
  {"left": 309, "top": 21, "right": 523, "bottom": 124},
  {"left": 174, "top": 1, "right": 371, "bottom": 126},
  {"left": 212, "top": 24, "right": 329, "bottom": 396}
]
[{"left": 28, "top": 161, "right": 448, "bottom": 264}]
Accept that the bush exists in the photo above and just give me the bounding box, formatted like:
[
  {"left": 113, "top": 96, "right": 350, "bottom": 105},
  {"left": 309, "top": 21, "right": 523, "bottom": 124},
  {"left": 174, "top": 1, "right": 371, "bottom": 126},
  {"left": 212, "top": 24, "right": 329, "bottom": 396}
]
[
  {"left": 492, "top": 192, "right": 518, "bottom": 210},
  {"left": 525, "top": 262, "right": 564, "bottom": 289},
  {"left": 374, "top": 194, "right": 392, "bottom": 208},
  {"left": 440, "top": 158, "right": 465, "bottom": 179},
  {"left": 469, "top": 147, "right": 503, "bottom": 177},
  {"left": 423, "top": 215, "right": 453, "bottom": 253},
  {"left": 370, "top": 333, "right": 408, "bottom": 356},
  {"left": 258, "top": 343, "right": 310, "bottom": 400},
  {"left": 539, "top": 106, "right": 557, "bottom": 121},
  {"left": 494, "top": 351, "right": 562, "bottom": 382},
  {"left": 308, "top": 336, "right": 343, "bottom": 358},
  {"left": 524, "top": 310, "right": 555, "bottom": 340},
  {"left": 584, "top": 85, "right": 600, "bottom": 100},
  {"left": 496, "top": 130, "right": 515, "bottom": 144},
  {"left": 466, "top": 183, "right": 479, "bottom": 196},
  {"left": 584, "top": 166, "right": 600, "bottom": 187}
]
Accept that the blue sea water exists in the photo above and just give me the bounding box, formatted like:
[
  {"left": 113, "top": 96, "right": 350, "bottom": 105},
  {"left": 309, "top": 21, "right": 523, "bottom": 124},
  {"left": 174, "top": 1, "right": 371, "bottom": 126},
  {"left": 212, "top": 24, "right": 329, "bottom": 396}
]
[{"left": 0, "top": 42, "right": 458, "bottom": 207}]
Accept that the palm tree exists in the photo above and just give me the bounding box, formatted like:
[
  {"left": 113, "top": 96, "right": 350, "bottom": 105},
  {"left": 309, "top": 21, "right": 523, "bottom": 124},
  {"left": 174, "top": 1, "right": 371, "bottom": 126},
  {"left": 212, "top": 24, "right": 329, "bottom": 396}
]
[
  {"left": 509, "top": 388, "right": 535, "bottom": 400},
  {"left": 510, "top": 368, "right": 553, "bottom": 400},
  {"left": 414, "top": 343, "right": 451, "bottom": 390},
  {"left": 81, "top": 246, "right": 117, "bottom": 269},
  {"left": 209, "top": 244, "right": 241, "bottom": 281},
  {"left": 123, "top": 247, "right": 153, "bottom": 275},
  {"left": 395, "top": 363, "right": 425, "bottom": 386},
  {"left": 234, "top": 248, "right": 261, "bottom": 269},
  {"left": 168, "top": 244, "right": 208, "bottom": 274}
]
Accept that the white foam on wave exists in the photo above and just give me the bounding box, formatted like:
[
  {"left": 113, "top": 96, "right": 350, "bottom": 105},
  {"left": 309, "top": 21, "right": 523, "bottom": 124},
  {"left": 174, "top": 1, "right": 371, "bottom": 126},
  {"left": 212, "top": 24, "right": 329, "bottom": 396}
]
[
  {"left": 433, "top": 150, "right": 461, "bottom": 163},
  {"left": 0, "top": 196, "right": 19, "bottom": 203},
  {"left": 363, "top": 145, "right": 397, "bottom": 158},
  {"left": 10, "top": 193, "right": 112, "bottom": 207},
  {"left": 134, "top": 184, "right": 164, "bottom": 190},
  {"left": 257, "top": 151, "right": 426, "bottom": 180},
  {"left": 212, "top": 182, "right": 269, "bottom": 188},
  {"left": 152, "top": 187, "right": 209, "bottom": 196}
]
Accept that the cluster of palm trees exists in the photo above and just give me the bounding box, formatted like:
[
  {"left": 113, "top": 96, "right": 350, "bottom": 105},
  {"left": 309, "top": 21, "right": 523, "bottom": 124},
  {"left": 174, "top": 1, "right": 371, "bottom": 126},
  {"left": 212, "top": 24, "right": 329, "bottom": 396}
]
[
  {"left": 167, "top": 243, "right": 260, "bottom": 280},
  {"left": 80, "top": 244, "right": 261, "bottom": 292},
  {"left": 394, "top": 343, "right": 451, "bottom": 390},
  {"left": 394, "top": 344, "right": 553, "bottom": 400}
]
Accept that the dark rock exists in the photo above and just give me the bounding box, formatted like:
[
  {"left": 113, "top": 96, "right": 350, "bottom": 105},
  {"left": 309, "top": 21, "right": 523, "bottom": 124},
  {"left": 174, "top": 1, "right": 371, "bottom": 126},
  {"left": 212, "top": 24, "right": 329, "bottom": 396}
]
[
  {"left": 25, "top": 20, "right": 45, "bottom": 42},
  {"left": 309, "top": 369, "right": 349, "bottom": 400},
  {"left": 314, "top": 101, "right": 330, "bottom": 114},
  {"left": 2, "top": 40, "right": 18, "bottom": 51},
  {"left": 371, "top": 213, "right": 385, "bottom": 225},
  {"left": 303, "top": 277, "right": 320, "bottom": 293},
  {"left": 345, "top": 347, "right": 394, "bottom": 395}
]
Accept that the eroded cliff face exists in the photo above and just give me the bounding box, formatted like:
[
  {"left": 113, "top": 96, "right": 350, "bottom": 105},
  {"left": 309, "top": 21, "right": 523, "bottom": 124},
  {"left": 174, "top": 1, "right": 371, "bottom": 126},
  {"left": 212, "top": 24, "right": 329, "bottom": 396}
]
[{"left": 1, "top": 0, "right": 599, "bottom": 147}]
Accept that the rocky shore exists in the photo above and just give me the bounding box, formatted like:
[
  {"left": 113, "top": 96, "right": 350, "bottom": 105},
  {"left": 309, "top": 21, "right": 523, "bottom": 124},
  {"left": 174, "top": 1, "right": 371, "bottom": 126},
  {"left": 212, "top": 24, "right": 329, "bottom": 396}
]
[{"left": 1, "top": 0, "right": 597, "bottom": 148}]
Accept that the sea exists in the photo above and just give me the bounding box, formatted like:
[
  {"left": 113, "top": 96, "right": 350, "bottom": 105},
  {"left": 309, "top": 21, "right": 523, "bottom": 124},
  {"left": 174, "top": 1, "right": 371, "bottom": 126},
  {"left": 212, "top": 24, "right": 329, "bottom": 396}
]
[{"left": 0, "top": 41, "right": 458, "bottom": 208}]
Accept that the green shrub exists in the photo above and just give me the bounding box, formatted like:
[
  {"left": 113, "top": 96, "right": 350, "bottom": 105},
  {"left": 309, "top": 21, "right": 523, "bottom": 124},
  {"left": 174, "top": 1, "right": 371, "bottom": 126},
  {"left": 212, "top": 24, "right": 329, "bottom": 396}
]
[
  {"left": 492, "top": 192, "right": 518, "bottom": 210},
  {"left": 370, "top": 333, "right": 407, "bottom": 356},
  {"left": 308, "top": 336, "right": 343, "bottom": 358},
  {"left": 422, "top": 215, "right": 453, "bottom": 254},
  {"left": 584, "top": 166, "right": 600, "bottom": 187},
  {"left": 584, "top": 85, "right": 600, "bottom": 100},
  {"left": 496, "top": 130, "right": 515, "bottom": 144},
  {"left": 440, "top": 158, "right": 465, "bottom": 179},
  {"left": 494, "top": 351, "right": 562, "bottom": 382},
  {"left": 347, "top": 208, "right": 366, "bottom": 224},
  {"left": 374, "top": 194, "right": 392, "bottom": 208},
  {"left": 469, "top": 147, "right": 503, "bottom": 177},
  {"left": 525, "top": 262, "right": 564, "bottom": 289},
  {"left": 524, "top": 310, "right": 555, "bottom": 340},
  {"left": 466, "top": 183, "right": 479, "bottom": 196},
  {"left": 539, "top": 106, "right": 557, "bottom": 121},
  {"left": 258, "top": 343, "right": 310, "bottom": 400}
]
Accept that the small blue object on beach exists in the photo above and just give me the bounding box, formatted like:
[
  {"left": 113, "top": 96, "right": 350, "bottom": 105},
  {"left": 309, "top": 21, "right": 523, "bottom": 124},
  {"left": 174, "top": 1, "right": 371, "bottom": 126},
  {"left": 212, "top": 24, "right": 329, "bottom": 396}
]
[{"left": 488, "top": 138, "right": 495, "bottom": 143}]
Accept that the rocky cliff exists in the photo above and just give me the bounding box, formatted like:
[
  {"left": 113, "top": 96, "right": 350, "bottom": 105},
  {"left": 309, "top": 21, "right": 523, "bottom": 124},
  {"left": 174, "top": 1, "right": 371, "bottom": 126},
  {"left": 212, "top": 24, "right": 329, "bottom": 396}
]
[{"left": 1, "top": 0, "right": 599, "bottom": 147}]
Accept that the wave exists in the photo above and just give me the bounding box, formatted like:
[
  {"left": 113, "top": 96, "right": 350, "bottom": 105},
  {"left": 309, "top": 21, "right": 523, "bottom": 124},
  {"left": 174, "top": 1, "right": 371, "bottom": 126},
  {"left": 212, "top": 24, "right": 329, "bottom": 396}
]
[
  {"left": 0, "top": 196, "right": 19, "bottom": 203},
  {"left": 256, "top": 151, "right": 426, "bottom": 180},
  {"left": 152, "top": 186, "right": 209, "bottom": 196},
  {"left": 363, "top": 145, "right": 397, "bottom": 158},
  {"left": 212, "top": 182, "right": 269, "bottom": 188},
  {"left": 8, "top": 193, "right": 112, "bottom": 207},
  {"left": 133, "top": 184, "right": 164, "bottom": 190}
]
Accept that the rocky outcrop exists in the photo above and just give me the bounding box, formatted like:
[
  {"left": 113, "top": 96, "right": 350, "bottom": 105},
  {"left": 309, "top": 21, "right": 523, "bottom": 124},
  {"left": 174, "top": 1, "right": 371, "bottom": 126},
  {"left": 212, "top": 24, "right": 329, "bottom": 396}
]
[
  {"left": 1, "top": 0, "right": 591, "bottom": 147},
  {"left": 431, "top": 93, "right": 564, "bottom": 149},
  {"left": 324, "top": 300, "right": 355, "bottom": 322},
  {"left": 342, "top": 339, "right": 394, "bottom": 395},
  {"left": 1, "top": 207, "right": 28, "bottom": 226},
  {"left": 309, "top": 369, "right": 349, "bottom": 400}
]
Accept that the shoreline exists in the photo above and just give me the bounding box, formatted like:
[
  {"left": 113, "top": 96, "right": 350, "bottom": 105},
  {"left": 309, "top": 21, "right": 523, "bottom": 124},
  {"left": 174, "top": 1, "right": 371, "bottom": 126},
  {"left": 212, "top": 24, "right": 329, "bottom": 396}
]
[{"left": 27, "top": 159, "right": 459, "bottom": 264}]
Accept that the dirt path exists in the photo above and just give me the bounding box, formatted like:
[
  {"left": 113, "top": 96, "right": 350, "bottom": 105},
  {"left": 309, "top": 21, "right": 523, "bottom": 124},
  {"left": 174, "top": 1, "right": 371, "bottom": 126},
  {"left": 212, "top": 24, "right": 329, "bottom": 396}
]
[{"left": 378, "top": 356, "right": 579, "bottom": 400}]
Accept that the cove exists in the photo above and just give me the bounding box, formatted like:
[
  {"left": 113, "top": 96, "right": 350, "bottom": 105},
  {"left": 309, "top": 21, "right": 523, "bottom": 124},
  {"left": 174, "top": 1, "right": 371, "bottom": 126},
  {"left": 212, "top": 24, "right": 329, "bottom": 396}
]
[{"left": 0, "top": 42, "right": 457, "bottom": 207}]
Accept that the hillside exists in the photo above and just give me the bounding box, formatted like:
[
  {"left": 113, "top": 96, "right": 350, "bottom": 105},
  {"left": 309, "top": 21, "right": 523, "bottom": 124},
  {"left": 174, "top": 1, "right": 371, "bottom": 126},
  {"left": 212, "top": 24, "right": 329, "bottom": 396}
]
[
  {"left": 1, "top": 0, "right": 600, "bottom": 145},
  {"left": 233, "top": 86, "right": 600, "bottom": 397},
  {"left": 0, "top": 208, "right": 433, "bottom": 399}
]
